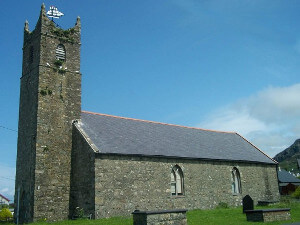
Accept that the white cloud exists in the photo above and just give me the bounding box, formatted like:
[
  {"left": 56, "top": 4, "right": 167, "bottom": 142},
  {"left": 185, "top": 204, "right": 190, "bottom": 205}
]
[
  {"left": 248, "top": 84, "right": 300, "bottom": 123},
  {"left": 201, "top": 108, "right": 267, "bottom": 134},
  {"left": 198, "top": 83, "right": 300, "bottom": 157}
]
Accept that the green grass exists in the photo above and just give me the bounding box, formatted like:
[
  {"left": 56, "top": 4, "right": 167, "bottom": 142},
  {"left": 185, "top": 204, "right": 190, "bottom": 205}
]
[
  {"left": 188, "top": 200, "right": 300, "bottom": 225},
  {"left": 1, "top": 200, "right": 299, "bottom": 225}
]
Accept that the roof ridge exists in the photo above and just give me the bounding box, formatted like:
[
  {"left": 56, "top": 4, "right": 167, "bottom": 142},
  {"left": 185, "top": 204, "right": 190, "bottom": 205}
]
[
  {"left": 81, "top": 110, "right": 236, "bottom": 134},
  {"left": 236, "top": 133, "right": 278, "bottom": 164}
]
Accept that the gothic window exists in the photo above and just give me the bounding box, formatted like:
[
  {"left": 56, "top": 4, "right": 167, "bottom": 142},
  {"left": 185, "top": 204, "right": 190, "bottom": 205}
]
[
  {"left": 231, "top": 167, "right": 241, "bottom": 194},
  {"left": 171, "top": 165, "right": 184, "bottom": 196},
  {"left": 56, "top": 44, "right": 66, "bottom": 61}
]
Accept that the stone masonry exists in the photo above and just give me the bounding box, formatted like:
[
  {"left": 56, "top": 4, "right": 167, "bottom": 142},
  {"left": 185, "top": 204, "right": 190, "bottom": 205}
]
[
  {"left": 15, "top": 4, "right": 81, "bottom": 223},
  {"left": 132, "top": 209, "right": 188, "bottom": 225},
  {"left": 70, "top": 125, "right": 280, "bottom": 219},
  {"left": 245, "top": 209, "right": 291, "bottom": 222}
]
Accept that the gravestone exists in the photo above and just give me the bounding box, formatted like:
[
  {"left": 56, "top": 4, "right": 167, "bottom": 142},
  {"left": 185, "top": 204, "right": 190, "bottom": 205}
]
[{"left": 243, "top": 195, "right": 254, "bottom": 213}]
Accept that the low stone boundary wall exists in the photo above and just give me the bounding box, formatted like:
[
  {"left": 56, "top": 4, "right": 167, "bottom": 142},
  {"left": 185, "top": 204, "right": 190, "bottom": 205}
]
[
  {"left": 245, "top": 208, "right": 291, "bottom": 222},
  {"left": 132, "top": 209, "right": 187, "bottom": 225}
]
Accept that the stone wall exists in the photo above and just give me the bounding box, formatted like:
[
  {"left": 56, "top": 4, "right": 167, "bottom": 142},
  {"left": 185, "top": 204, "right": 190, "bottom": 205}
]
[
  {"left": 14, "top": 11, "right": 43, "bottom": 224},
  {"left": 69, "top": 123, "right": 95, "bottom": 218},
  {"left": 92, "top": 154, "right": 279, "bottom": 219},
  {"left": 33, "top": 13, "right": 81, "bottom": 221},
  {"left": 15, "top": 5, "right": 81, "bottom": 223},
  {"left": 263, "top": 210, "right": 291, "bottom": 222},
  {"left": 132, "top": 209, "right": 187, "bottom": 225},
  {"left": 245, "top": 209, "right": 291, "bottom": 222},
  {"left": 14, "top": 50, "right": 39, "bottom": 224}
]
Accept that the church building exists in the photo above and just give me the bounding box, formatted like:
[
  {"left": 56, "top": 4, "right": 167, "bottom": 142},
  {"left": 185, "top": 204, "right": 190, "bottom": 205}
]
[{"left": 15, "top": 5, "right": 280, "bottom": 223}]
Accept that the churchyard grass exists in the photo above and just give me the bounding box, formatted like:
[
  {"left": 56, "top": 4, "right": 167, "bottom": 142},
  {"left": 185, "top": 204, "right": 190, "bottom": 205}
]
[
  {"left": 188, "top": 199, "right": 300, "bottom": 225},
  {"left": 1, "top": 199, "right": 299, "bottom": 225}
]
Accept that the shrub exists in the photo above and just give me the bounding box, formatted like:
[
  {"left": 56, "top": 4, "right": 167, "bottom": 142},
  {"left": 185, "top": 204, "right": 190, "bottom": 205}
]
[
  {"left": 216, "top": 202, "right": 229, "bottom": 209},
  {"left": 292, "top": 186, "right": 300, "bottom": 199},
  {"left": 0, "top": 207, "right": 13, "bottom": 221},
  {"left": 73, "top": 207, "right": 85, "bottom": 219},
  {"left": 54, "top": 59, "right": 63, "bottom": 67},
  {"left": 277, "top": 195, "right": 292, "bottom": 207}
]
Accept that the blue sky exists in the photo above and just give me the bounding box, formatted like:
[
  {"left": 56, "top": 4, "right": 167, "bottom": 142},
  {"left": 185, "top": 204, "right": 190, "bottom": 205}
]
[{"left": 1, "top": 0, "right": 300, "bottom": 201}]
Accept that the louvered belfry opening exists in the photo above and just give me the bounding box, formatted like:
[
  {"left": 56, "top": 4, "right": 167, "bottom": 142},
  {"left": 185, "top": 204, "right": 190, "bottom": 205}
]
[{"left": 56, "top": 44, "right": 66, "bottom": 61}]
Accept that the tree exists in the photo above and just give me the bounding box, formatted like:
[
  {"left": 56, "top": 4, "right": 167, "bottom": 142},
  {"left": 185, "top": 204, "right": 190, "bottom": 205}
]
[{"left": 0, "top": 207, "right": 13, "bottom": 221}]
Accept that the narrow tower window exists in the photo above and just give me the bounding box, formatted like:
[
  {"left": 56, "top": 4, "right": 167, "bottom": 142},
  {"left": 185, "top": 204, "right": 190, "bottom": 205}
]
[
  {"left": 56, "top": 44, "right": 66, "bottom": 61},
  {"left": 171, "top": 165, "right": 184, "bottom": 196},
  {"left": 231, "top": 167, "right": 241, "bottom": 194}
]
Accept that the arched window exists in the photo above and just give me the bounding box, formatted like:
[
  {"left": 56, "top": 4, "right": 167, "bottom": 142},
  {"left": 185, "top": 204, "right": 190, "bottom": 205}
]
[
  {"left": 56, "top": 44, "right": 66, "bottom": 61},
  {"left": 231, "top": 167, "right": 241, "bottom": 194},
  {"left": 171, "top": 165, "right": 184, "bottom": 196}
]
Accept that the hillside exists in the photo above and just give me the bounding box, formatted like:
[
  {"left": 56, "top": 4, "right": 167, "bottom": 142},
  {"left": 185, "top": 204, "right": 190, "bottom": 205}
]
[{"left": 273, "top": 139, "right": 300, "bottom": 172}]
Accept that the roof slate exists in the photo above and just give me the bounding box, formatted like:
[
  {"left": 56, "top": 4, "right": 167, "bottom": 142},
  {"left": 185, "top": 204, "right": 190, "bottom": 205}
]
[
  {"left": 278, "top": 169, "right": 300, "bottom": 183},
  {"left": 78, "top": 111, "right": 276, "bottom": 164}
]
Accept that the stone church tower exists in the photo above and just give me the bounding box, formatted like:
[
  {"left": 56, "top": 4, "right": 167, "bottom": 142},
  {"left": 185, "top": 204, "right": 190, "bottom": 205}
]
[{"left": 15, "top": 4, "right": 81, "bottom": 223}]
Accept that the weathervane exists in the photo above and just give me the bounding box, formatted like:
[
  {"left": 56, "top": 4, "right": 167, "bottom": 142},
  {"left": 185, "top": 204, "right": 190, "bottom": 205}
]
[{"left": 46, "top": 6, "right": 64, "bottom": 26}]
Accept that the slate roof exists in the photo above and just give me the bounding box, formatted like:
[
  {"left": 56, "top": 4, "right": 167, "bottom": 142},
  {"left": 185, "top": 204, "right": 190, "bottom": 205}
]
[
  {"left": 278, "top": 169, "right": 300, "bottom": 183},
  {"left": 77, "top": 111, "right": 276, "bottom": 164}
]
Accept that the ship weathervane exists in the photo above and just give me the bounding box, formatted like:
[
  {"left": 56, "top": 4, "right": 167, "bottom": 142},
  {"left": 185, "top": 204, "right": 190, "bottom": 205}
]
[{"left": 47, "top": 6, "right": 64, "bottom": 26}]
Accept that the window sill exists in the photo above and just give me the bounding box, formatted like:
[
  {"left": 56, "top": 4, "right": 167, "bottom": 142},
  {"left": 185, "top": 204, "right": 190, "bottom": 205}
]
[
  {"left": 232, "top": 193, "right": 241, "bottom": 196},
  {"left": 171, "top": 195, "right": 185, "bottom": 198}
]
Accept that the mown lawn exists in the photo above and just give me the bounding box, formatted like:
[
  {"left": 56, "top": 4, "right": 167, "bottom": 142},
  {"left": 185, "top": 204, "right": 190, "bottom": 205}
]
[
  {"left": 188, "top": 200, "right": 300, "bottom": 225},
  {"left": 1, "top": 200, "right": 299, "bottom": 225}
]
